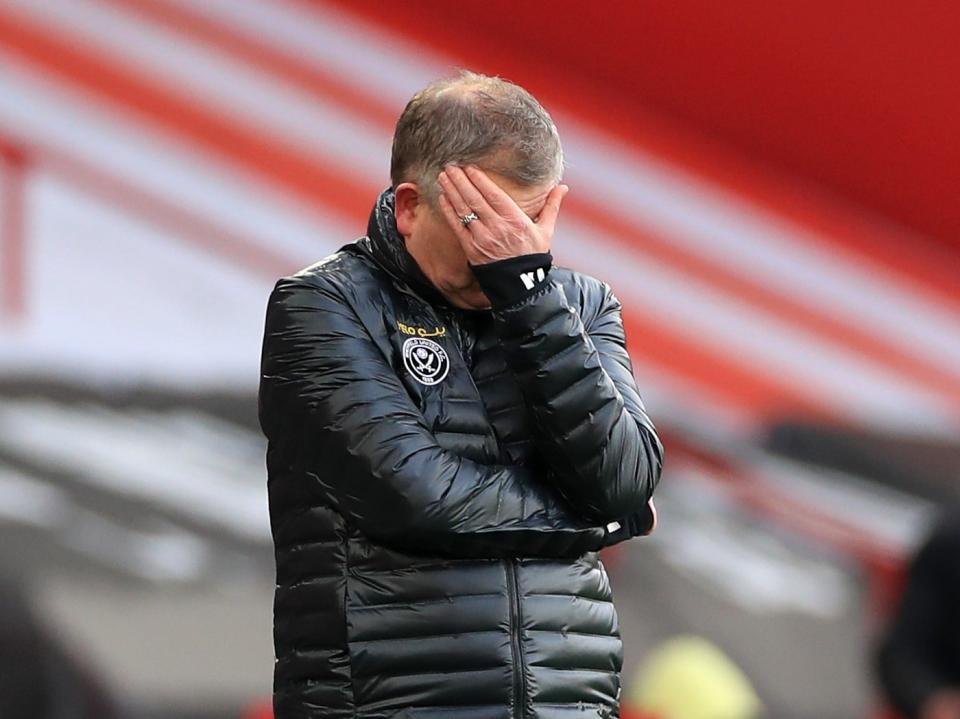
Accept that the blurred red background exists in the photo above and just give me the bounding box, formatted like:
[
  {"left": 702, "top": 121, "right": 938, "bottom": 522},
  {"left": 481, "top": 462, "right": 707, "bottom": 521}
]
[{"left": 341, "top": 0, "right": 960, "bottom": 255}]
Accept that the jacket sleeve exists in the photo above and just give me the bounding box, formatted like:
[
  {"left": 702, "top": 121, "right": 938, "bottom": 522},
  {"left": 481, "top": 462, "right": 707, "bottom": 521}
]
[
  {"left": 488, "top": 277, "right": 664, "bottom": 529},
  {"left": 258, "top": 275, "right": 608, "bottom": 559}
]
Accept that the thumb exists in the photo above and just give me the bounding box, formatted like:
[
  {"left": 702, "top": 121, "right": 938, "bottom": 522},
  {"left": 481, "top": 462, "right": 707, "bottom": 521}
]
[{"left": 535, "top": 184, "right": 569, "bottom": 236}]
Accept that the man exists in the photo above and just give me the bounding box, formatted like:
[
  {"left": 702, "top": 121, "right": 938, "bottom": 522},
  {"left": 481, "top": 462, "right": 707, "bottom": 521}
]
[
  {"left": 876, "top": 510, "right": 960, "bottom": 719},
  {"left": 258, "top": 71, "right": 663, "bottom": 719}
]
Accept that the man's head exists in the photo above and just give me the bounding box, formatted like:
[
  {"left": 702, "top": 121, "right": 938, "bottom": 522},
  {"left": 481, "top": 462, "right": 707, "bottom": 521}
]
[
  {"left": 391, "top": 71, "right": 564, "bottom": 309},
  {"left": 391, "top": 70, "right": 564, "bottom": 205}
]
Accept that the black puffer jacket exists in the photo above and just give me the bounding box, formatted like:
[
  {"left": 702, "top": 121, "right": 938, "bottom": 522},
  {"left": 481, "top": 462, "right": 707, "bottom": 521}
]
[{"left": 258, "top": 189, "right": 663, "bottom": 719}]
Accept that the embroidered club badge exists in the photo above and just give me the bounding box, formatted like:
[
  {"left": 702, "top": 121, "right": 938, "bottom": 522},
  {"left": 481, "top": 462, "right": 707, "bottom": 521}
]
[{"left": 402, "top": 337, "right": 450, "bottom": 386}]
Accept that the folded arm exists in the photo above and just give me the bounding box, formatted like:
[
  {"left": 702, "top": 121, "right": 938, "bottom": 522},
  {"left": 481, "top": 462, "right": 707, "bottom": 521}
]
[
  {"left": 436, "top": 165, "right": 662, "bottom": 539},
  {"left": 258, "top": 276, "right": 608, "bottom": 558},
  {"left": 480, "top": 272, "right": 663, "bottom": 535}
]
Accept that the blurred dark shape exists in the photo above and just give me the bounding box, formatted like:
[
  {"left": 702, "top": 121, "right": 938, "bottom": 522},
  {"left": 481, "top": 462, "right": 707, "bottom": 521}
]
[
  {"left": 874, "top": 510, "right": 960, "bottom": 719},
  {"left": 0, "top": 575, "right": 120, "bottom": 719},
  {"left": 766, "top": 422, "right": 960, "bottom": 504}
]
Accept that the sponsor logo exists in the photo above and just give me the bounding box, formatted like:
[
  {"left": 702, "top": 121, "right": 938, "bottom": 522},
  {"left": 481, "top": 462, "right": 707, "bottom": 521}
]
[
  {"left": 397, "top": 321, "right": 446, "bottom": 338},
  {"left": 520, "top": 267, "right": 547, "bottom": 290},
  {"left": 402, "top": 337, "right": 450, "bottom": 386}
]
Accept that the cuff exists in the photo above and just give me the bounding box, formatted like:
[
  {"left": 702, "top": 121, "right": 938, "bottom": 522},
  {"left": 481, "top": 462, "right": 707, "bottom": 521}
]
[
  {"left": 600, "top": 501, "right": 658, "bottom": 548},
  {"left": 470, "top": 252, "right": 553, "bottom": 309}
]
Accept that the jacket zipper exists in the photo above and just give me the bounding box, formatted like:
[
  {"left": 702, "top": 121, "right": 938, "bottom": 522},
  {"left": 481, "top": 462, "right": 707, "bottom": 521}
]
[{"left": 505, "top": 558, "right": 525, "bottom": 719}]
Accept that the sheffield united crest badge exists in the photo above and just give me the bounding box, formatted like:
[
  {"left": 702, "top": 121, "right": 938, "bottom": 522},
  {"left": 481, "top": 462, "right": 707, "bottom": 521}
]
[{"left": 402, "top": 337, "right": 450, "bottom": 386}]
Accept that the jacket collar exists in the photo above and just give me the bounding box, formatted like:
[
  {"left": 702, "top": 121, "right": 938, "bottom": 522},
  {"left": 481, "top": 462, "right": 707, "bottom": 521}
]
[{"left": 361, "top": 187, "right": 453, "bottom": 307}]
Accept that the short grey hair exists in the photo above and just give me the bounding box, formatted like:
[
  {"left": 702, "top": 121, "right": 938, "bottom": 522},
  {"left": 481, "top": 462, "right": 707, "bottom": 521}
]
[{"left": 390, "top": 71, "right": 564, "bottom": 204}]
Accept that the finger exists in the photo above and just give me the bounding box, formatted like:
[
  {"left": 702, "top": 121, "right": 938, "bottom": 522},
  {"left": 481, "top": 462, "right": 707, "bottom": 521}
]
[
  {"left": 463, "top": 165, "right": 526, "bottom": 219},
  {"left": 438, "top": 193, "right": 500, "bottom": 264},
  {"left": 444, "top": 166, "right": 497, "bottom": 220},
  {"left": 437, "top": 169, "right": 476, "bottom": 220},
  {"left": 436, "top": 192, "right": 477, "bottom": 245},
  {"left": 534, "top": 184, "right": 568, "bottom": 236}
]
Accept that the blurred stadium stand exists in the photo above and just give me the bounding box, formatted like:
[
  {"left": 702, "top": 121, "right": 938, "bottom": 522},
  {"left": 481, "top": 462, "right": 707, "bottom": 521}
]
[{"left": 0, "top": 1, "right": 957, "bottom": 717}]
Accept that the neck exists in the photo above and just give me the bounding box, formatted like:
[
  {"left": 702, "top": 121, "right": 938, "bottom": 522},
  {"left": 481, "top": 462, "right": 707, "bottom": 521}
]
[{"left": 405, "top": 233, "right": 491, "bottom": 310}]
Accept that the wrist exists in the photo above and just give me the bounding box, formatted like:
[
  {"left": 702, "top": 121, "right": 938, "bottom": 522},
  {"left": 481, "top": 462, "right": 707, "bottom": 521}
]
[{"left": 469, "top": 252, "right": 553, "bottom": 309}]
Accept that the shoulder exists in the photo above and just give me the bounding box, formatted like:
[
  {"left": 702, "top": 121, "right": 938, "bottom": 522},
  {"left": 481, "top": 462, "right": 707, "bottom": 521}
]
[
  {"left": 263, "top": 241, "right": 391, "bottom": 338},
  {"left": 550, "top": 265, "right": 618, "bottom": 326},
  {"left": 262, "top": 244, "right": 387, "bottom": 348},
  {"left": 270, "top": 240, "right": 381, "bottom": 303}
]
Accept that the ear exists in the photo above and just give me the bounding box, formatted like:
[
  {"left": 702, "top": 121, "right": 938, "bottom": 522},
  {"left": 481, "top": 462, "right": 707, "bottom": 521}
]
[{"left": 394, "top": 182, "right": 422, "bottom": 239}]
